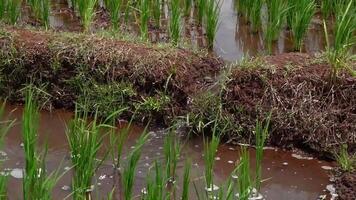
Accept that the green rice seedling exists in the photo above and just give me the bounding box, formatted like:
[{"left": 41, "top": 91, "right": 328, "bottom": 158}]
[
  {"left": 181, "top": 159, "right": 191, "bottom": 200},
  {"left": 203, "top": 132, "right": 220, "bottom": 198},
  {"left": 0, "top": 0, "right": 6, "bottom": 20},
  {"left": 184, "top": 0, "right": 192, "bottom": 16},
  {"left": 249, "top": 0, "right": 263, "bottom": 32},
  {"left": 324, "top": 0, "right": 356, "bottom": 81},
  {"left": 170, "top": 0, "right": 182, "bottom": 45},
  {"left": 163, "top": 129, "right": 181, "bottom": 184},
  {"left": 0, "top": 175, "right": 7, "bottom": 200},
  {"left": 28, "top": 0, "right": 50, "bottom": 29},
  {"left": 42, "top": 0, "right": 50, "bottom": 29},
  {"left": 238, "top": 147, "right": 251, "bottom": 200},
  {"left": 122, "top": 127, "right": 149, "bottom": 200},
  {"left": 142, "top": 161, "right": 164, "bottom": 200},
  {"left": 66, "top": 108, "right": 105, "bottom": 199},
  {"left": 205, "top": 0, "right": 220, "bottom": 49},
  {"left": 124, "top": 0, "right": 133, "bottom": 24},
  {"left": 265, "top": 0, "right": 289, "bottom": 54},
  {"left": 7, "top": 0, "right": 22, "bottom": 25},
  {"left": 105, "top": 0, "right": 122, "bottom": 30},
  {"left": 140, "top": 0, "right": 150, "bottom": 40},
  {"left": 321, "top": 0, "right": 333, "bottom": 19},
  {"left": 254, "top": 113, "right": 271, "bottom": 192},
  {"left": 22, "top": 89, "right": 63, "bottom": 200},
  {"left": 196, "top": 0, "right": 206, "bottom": 24},
  {"left": 22, "top": 89, "right": 40, "bottom": 199},
  {"left": 108, "top": 109, "right": 135, "bottom": 169},
  {"left": 335, "top": 145, "right": 355, "bottom": 172},
  {"left": 236, "top": 0, "right": 248, "bottom": 17},
  {"left": 290, "top": 0, "right": 316, "bottom": 51},
  {"left": 106, "top": 188, "right": 115, "bottom": 200},
  {"left": 151, "top": 0, "right": 161, "bottom": 28},
  {"left": 76, "top": 0, "right": 97, "bottom": 32}
]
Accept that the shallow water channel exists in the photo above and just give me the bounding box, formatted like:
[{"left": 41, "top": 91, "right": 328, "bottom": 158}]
[{"left": 1, "top": 104, "right": 335, "bottom": 199}]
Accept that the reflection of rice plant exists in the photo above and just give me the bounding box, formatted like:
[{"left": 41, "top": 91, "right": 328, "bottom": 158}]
[
  {"left": 66, "top": 109, "right": 105, "bottom": 199},
  {"left": 0, "top": 101, "right": 15, "bottom": 199},
  {"left": 77, "top": 0, "right": 97, "bottom": 32},
  {"left": 169, "top": 0, "right": 181, "bottom": 45},
  {"left": 324, "top": 0, "right": 356, "bottom": 81},
  {"left": 122, "top": 128, "right": 149, "bottom": 200},
  {"left": 105, "top": 0, "right": 122, "bottom": 30},
  {"left": 254, "top": 113, "right": 271, "bottom": 192},
  {"left": 140, "top": 0, "right": 150, "bottom": 40},
  {"left": 335, "top": 145, "right": 355, "bottom": 172},
  {"left": 264, "top": 0, "right": 288, "bottom": 54},
  {"left": 290, "top": 0, "right": 316, "bottom": 51},
  {"left": 205, "top": 0, "right": 220, "bottom": 49}
]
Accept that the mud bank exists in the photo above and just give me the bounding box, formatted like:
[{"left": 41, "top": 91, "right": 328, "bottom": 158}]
[
  {"left": 0, "top": 27, "right": 221, "bottom": 122},
  {"left": 220, "top": 53, "right": 355, "bottom": 156}
]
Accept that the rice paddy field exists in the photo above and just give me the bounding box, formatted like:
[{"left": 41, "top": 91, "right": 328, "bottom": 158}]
[{"left": 0, "top": 0, "right": 355, "bottom": 200}]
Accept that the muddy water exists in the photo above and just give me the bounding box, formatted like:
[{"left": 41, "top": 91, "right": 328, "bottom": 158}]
[
  {"left": 1, "top": 104, "right": 334, "bottom": 199},
  {"left": 43, "top": 0, "right": 328, "bottom": 62}
]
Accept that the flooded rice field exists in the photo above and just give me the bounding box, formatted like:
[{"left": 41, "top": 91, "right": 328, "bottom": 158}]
[
  {"left": 1, "top": 104, "right": 336, "bottom": 199},
  {"left": 40, "top": 0, "right": 328, "bottom": 62}
]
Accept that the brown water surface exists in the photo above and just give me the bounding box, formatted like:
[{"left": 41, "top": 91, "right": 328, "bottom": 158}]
[{"left": 0, "top": 104, "right": 335, "bottom": 199}]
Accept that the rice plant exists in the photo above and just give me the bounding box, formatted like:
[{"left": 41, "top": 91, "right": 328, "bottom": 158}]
[
  {"left": 76, "top": 0, "right": 97, "bottom": 32},
  {"left": 249, "top": 0, "right": 263, "bottom": 33},
  {"left": 181, "top": 159, "right": 191, "bottom": 200},
  {"left": 184, "top": 0, "right": 192, "bottom": 16},
  {"left": 320, "top": 0, "right": 333, "bottom": 19},
  {"left": 264, "top": 0, "right": 288, "bottom": 53},
  {"left": 66, "top": 109, "right": 105, "bottom": 199},
  {"left": 324, "top": 0, "right": 356, "bottom": 81},
  {"left": 7, "top": 0, "right": 22, "bottom": 25},
  {"left": 151, "top": 0, "right": 161, "bottom": 28},
  {"left": 203, "top": 132, "right": 220, "bottom": 198},
  {"left": 254, "top": 113, "right": 271, "bottom": 192},
  {"left": 122, "top": 128, "right": 149, "bottom": 200},
  {"left": 27, "top": 0, "right": 51, "bottom": 29},
  {"left": 163, "top": 130, "right": 181, "bottom": 184},
  {"left": 238, "top": 147, "right": 251, "bottom": 200},
  {"left": 195, "top": 0, "right": 206, "bottom": 24},
  {"left": 22, "top": 89, "right": 63, "bottom": 200},
  {"left": 108, "top": 109, "right": 133, "bottom": 169},
  {"left": 290, "top": 0, "right": 316, "bottom": 51},
  {"left": 0, "top": 0, "right": 6, "bottom": 20},
  {"left": 105, "top": 0, "right": 122, "bottom": 30},
  {"left": 205, "top": 0, "right": 220, "bottom": 49},
  {"left": 335, "top": 145, "right": 355, "bottom": 172},
  {"left": 124, "top": 0, "right": 133, "bottom": 24},
  {"left": 140, "top": 0, "right": 150, "bottom": 40},
  {"left": 169, "top": 0, "right": 181, "bottom": 45},
  {"left": 142, "top": 161, "right": 164, "bottom": 200}
]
